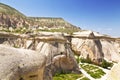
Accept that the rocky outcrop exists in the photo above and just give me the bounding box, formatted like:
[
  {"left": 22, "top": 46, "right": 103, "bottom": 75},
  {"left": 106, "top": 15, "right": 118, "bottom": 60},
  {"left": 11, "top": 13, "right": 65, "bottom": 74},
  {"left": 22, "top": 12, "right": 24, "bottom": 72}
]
[
  {"left": 0, "top": 3, "right": 30, "bottom": 28},
  {"left": 71, "top": 30, "right": 120, "bottom": 63},
  {"left": 29, "top": 17, "right": 80, "bottom": 29},
  {"left": 0, "top": 44, "right": 46, "bottom": 80},
  {"left": 101, "top": 40, "right": 120, "bottom": 62},
  {"left": 0, "top": 3, "right": 80, "bottom": 32},
  {"left": 72, "top": 31, "right": 104, "bottom": 63},
  {"left": 107, "top": 62, "right": 120, "bottom": 80},
  {"left": 0, "top": 32, "right": 80, "bottom": 80}
]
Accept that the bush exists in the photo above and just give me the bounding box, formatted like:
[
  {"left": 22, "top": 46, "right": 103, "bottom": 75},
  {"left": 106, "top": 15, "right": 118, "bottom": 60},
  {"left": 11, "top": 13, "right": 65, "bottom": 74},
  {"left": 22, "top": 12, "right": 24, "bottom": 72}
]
[
  {"left": 100, "top": 59, "right": 113, "bottom": 69},
  {"left": 53, "top": 73, "right": 85, "bottom": 80},
  {"left": 80, "top": 58, "right": 92, "bottom": 64}
]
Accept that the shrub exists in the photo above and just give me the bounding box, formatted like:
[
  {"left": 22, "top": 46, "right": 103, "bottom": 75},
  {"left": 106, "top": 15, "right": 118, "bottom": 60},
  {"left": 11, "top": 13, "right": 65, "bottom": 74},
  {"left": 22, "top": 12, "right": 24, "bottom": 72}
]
[
  {"left": 100, "top": 59, "right": 113, "bottom": 69},
  {"left": 53, "top": 73, "right": 84, "bottom": 80},
  {"left": 80, "top": 58, "right": 92, "bottom": 64}
]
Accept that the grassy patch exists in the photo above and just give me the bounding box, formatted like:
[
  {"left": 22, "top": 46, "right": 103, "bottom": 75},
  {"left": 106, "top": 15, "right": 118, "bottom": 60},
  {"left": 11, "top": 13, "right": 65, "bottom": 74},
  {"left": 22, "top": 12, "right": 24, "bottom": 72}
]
[
  {"left": 80, "top": 63, "right": 105, "bottom": 79},
  {"left": 76, "top": 56, "right": 113, "bottom": 69},
  {"left": 53, "top": 73, "right": 89, "bottom": 80},
  {"left": 100, "top": 59, "right": 113, "bottom": 69},
  {"left": 80, "top": 77, "right": 90, "bottom": 80}
]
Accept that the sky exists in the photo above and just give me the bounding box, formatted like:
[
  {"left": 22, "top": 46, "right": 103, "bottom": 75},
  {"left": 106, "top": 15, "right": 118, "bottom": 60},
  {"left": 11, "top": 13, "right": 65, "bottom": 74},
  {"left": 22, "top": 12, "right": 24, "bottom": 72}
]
[{"left": 0, "top": 0, "right": 120, "bottom": 37}]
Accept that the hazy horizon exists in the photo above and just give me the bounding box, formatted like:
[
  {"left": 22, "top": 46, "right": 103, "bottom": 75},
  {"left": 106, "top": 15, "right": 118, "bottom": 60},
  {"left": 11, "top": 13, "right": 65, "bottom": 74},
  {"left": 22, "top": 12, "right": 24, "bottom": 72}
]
[{"left": 0, "top": 0, "right": 120, "bottom": 37}]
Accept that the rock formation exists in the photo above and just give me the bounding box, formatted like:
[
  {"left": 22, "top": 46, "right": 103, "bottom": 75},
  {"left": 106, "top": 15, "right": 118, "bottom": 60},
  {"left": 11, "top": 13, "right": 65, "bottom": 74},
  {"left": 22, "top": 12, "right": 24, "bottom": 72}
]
[
  {"left": 0, "top": 3, "right": 80, "bottom": 32},
  {"left": 0, "top": 32, "right": 80, "bottom": 80},
  {"left": 29, "top": 17, "right": 80, "bottom": 29},
  {"left": 1, "top": 3, "right": 120, "bottom": 80},
  {"left": 101, "top": 40, "right": 120, "bottom": 62},
  {"left": 107, "top": 62, "right": 120, "bottom": 80},
  {"left": 0, "top": 3, "right": 29, "bottom": 28},
  {"left": 71, "top": 30, "right": 120, "bottom": 63},
  {"left": 0, "top": 44, "right": 46, "bottom": 80},
  {"left": 72, "top": 31, "right": 104, "bottom": 63}
]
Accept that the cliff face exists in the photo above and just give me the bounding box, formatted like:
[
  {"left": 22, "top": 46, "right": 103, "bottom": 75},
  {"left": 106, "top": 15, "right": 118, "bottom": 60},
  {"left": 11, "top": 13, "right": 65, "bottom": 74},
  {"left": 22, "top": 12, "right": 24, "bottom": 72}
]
[
  {"left": 0, "top": 32, "right": 80, "bottom": 80},
  {"left": 71, "top": 31, "right": 120, "bottom": 63},
  {"left": 72, "top": 31, "right": 104, "bottom": 63},
  {"left": 101, "top": 40, "right": 120, "bottom": 62}
]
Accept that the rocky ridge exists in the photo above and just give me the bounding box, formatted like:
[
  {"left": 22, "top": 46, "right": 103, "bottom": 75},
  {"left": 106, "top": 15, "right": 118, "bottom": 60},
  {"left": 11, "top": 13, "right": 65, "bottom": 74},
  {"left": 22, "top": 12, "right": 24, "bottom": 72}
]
[
  {"left": 0, "top": 3, "right": 80, "bottom": 33},
  {"left": 0, "top": 3, "right": 30, "bottom": 28}
]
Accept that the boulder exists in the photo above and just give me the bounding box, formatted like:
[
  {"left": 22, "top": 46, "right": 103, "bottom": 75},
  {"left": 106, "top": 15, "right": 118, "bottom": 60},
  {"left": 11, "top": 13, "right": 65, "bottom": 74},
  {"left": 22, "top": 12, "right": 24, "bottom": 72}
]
[{"left": 0, "top": 44, "right": 46, "bottom": 80}]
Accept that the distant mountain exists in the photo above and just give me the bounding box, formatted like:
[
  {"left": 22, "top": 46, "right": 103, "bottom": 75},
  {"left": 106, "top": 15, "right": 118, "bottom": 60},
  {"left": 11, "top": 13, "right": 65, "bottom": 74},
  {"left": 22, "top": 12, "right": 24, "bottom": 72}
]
[
  {"left": 29, "top": 17, "right": 80, "bottom": 29},
  {"left": 0, "top": 3, "right": 80, "bottom": 33}
]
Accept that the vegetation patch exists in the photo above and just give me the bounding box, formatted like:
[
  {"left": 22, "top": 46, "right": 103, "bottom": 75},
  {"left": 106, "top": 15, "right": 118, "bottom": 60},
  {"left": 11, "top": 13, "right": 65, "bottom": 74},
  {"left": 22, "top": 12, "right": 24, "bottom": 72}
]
[
  {"left": 75, "top": 55, "right": 113, "bottom": 69},
  {"left": 100, "top": 59, "right": 113, "bottom": 69},
  {"left": 80, "top": 77, "right": 90, "bottom": 80},
  {"left": 53, "top": 73, "right": 89, "bottom": 80},
  {"left": 80, "top": 63, "right": 105, "bottom": 79}
]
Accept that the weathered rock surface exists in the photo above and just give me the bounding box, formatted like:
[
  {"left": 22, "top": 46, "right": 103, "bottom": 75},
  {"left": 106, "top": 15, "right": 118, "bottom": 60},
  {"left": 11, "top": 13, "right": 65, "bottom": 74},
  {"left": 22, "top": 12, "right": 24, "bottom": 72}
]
[
  {"left": 40, "top": 42, "right": 79, "bottom": 79},
  {"left": 107, "top": 62, "right": 120, "bottom": 80},
  {"left": 0, "top": 3, "right": 80, "bottom": 32},
  {"left": 101, "top": 40, "right": 120, "bottom": 62},
  {"left": 0, "top": 44, "right": 46, "bottom": 80},
  {"left": 28, "top": 17, "right": 80, "bottom": 30},
  {"left": 71, "top": 30, "right": 120, "bottom": 63},
  {"left": 0, "top": 3, "right": 29, "bottom": 28},
  {"left": 0, "top": 32, "right": 80, "bottom": 80},
  {"left": 72, "top": 31, "right": 104, "bottom": 63}
]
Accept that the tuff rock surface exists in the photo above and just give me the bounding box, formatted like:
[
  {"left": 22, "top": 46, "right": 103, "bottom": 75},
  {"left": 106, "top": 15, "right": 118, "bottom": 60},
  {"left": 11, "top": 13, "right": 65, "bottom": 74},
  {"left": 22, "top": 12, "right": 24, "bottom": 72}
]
[
  {"left": 71, "top": 31, "right": 120, "bottom": 63},
  {"left": 107, "top": 62, "right": 120, "bottom": 80},
  {"left": 0, "top": 44, "right": 46, "bottom": 80},
  {"left": 0, "top": 32, "right": 80, "bottom": 80}
]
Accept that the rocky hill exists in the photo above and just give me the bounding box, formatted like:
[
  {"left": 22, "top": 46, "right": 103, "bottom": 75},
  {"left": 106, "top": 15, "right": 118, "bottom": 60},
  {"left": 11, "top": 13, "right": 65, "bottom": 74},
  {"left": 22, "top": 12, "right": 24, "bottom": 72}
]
[
  {"left": 29, "top": 17, "right": 80, "bottom": 29},
  {"left": 0, "top": 3, "right": 30, "bottom": 28},
  {"left": 0, "top": 3, "right": 80, "bottom": 33}
]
